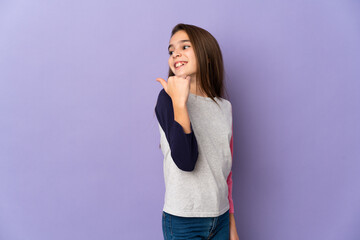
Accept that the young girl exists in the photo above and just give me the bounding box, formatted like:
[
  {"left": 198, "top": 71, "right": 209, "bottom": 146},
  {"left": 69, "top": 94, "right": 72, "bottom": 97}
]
[{"left": 155, "top": 23, "right": 239, "bottom": 240}]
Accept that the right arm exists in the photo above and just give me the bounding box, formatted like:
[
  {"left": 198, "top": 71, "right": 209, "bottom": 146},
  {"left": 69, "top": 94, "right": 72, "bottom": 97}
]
[
  {"left": 155, "top": 89, "right": 198, "bottom": 171},
  {"left": 172, "top": 101, "right": 191, "bottom": 134}
]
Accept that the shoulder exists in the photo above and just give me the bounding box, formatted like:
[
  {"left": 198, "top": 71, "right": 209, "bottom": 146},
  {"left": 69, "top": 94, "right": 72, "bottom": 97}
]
[
  {"left": 219, "top": 97, "right": 232, "bottom": 112},
  {"left": 223, "top": 98, "right": 232, "bottom": 107}
]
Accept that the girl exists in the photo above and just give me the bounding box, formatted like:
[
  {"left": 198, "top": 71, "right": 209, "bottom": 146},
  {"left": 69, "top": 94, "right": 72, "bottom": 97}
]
[{"left": 155, "top": 23, "right": 239, "bottom": 240}]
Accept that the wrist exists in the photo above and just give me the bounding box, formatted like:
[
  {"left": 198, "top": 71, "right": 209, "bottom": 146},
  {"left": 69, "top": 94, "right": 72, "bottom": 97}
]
[{"left": 172, "top": 99, "right": 187, "bottom": 108}]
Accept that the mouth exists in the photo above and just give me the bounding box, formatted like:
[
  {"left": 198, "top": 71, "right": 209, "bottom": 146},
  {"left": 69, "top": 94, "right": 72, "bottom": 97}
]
[{"left": 174, "top": 61, "right": 188, "bottom": 70}]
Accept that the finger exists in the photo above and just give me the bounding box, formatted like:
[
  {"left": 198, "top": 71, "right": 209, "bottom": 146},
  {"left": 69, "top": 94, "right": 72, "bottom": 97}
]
[
  {"left": 156, "top": 78, "right": 167, "bottom": 91},
  {"left": 185, "top": 76, "right": 191, "bottom": 81}
]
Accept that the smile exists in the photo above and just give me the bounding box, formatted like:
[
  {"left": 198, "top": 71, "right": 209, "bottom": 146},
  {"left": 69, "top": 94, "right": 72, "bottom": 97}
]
[{"left": 174, "top": 61, "right": 188, "bottom": 69}]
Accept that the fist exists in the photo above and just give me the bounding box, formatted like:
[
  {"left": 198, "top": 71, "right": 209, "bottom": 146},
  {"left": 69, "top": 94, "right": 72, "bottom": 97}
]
[{"left": 156, "top": 75, "right": 191, "bottom": 106}]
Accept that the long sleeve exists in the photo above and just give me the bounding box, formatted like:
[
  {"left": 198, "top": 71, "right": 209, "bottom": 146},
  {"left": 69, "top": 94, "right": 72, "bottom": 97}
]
[
  {"left": 227, "top": 122, "right": 235, "bottom": 213},
  {"left": 155, "top": 89, "right": 199, "bottom": 171}
]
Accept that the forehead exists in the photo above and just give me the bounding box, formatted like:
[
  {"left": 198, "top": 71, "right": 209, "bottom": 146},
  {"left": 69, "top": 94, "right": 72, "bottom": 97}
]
[{"left": 169, "top": 30, "right": 189, "bottom": 45}]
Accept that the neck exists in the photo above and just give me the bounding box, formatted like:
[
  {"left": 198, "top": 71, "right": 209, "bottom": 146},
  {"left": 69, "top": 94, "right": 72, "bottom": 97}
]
[{"left": 189, "top": 74, "right": 208, "bottom": 97}]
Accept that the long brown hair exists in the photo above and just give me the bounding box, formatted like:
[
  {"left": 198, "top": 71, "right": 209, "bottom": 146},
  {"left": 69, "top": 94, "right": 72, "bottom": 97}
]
[{"left": 168, "top": 23, "right": 229, "bottom": 105}]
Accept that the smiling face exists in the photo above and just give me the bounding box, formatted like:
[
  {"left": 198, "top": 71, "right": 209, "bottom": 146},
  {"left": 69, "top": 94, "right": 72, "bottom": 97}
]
[{"left": 168, "top": 30, "right": 197, "bottom": 79}]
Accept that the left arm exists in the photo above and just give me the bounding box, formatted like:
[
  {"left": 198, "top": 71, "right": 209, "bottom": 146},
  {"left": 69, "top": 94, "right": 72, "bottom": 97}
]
[{"left": 228, "top": 122, "right": 239, "bottom": 240}]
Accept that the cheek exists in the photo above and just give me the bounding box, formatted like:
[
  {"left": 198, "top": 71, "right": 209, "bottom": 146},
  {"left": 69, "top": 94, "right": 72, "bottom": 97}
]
[
  {"left": 190, "top": 58, "right": 197, "bottom": 69},
  {"left": 190, "top": 55, "right": 197, "bottom": 66},
  {"left": 192, "top": 63, "right": 197, "bottom": 71}
]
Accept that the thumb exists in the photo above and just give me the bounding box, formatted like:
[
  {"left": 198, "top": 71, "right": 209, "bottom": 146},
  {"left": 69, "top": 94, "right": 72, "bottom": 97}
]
[
  {"left": 185, "top": 75, "right": 191, "bottom": 81},
  {"left": 156, "top": 78, "right": 167, "bottom": 91}
]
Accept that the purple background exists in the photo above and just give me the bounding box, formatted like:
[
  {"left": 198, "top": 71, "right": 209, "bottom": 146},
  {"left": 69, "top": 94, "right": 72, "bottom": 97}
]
[{"left": 1, "top": 0, "right": 360, "bottom": 239}]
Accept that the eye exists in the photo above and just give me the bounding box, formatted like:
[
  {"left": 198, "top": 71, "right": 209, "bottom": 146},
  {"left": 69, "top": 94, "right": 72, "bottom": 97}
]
[{"left": 168, "top": 45, "right": 190, "bottom": 55}]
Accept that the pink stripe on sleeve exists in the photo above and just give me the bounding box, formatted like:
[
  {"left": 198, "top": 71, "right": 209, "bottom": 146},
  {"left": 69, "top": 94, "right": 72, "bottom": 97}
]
[{"left": 227, "top": 122, "right": 234, "bottom": 213}]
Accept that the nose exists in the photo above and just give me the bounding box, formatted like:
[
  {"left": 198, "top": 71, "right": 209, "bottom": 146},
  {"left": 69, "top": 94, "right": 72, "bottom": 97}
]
[{"left": 173, "top": 49, "right": 181, "bottom": 58}]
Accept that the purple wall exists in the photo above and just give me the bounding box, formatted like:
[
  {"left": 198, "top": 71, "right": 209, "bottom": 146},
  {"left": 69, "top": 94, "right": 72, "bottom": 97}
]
[{"left": 1, "top": 0, "right": 359, "bottom": 239}]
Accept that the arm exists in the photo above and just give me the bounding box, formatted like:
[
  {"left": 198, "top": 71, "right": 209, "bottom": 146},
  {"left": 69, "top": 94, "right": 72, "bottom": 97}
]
[
  {"left": 228, "top": 122, "right": 239, "bottom": 240},
  {"left": 155, "top": 89, "right": 199, "bottom": 171},
  {"left": 173, "top": 101, "right": 191, "bottom": 134},
  {"left": 227, "top": 122, "right": 234, "bottom": 214}
]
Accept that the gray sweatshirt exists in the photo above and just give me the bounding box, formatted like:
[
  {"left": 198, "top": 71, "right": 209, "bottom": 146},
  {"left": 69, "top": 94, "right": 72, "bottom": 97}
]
[{"left": 155, "top": 89, "right": 234, "bottom": 217}]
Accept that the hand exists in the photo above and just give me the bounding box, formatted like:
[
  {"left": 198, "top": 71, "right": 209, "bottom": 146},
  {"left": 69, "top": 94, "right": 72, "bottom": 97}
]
[
  {"left": 156, "top": 75, "right": 191, "bottom": 106},
  {"left": 230, "top": 224, "right": 239, "bottom": 240},
  {"left": 230, "top": 213, "right": 239, "bottom": 240}
]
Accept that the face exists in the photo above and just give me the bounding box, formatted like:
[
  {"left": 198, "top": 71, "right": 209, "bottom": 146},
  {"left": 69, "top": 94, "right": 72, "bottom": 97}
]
[{"left": 168, "top": 30, "right": 197, "bottom": 78}]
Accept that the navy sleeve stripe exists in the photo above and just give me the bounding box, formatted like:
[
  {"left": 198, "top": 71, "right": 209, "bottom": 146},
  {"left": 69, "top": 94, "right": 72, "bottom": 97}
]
[{"left": 155, "top": 89, "right": 199, "bottom": 171}]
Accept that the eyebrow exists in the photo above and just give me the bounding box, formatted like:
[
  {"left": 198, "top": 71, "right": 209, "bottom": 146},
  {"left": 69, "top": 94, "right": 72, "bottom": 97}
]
[{"left": 168, "top": 40, "right": 191, "bottom": 51}]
